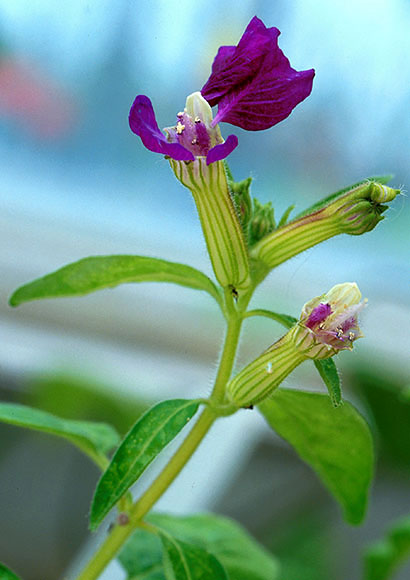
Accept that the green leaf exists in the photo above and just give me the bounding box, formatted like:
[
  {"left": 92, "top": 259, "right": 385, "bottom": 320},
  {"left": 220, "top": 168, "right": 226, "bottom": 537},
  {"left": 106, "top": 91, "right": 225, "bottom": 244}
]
[
  {"left": 313, "top": 359, "right": 342, "bottom": 407},
  {"left": 119, "top": 512, "right": 279, "bottom": 580},
  {"left": 259, "top": 389, "right": 374, "bottom": 525},
  {"left": 28, "top": 371, "right": 148, "bottom": 438},
  {"left": 117, "top": 530, "right": 166, "bottom": 580},
  {"left": 160, "top": 532, "right": 228, "bottom": 580},
  {"left": 268, "top": 510, "right": 332, "bottom": 580},
  {"left": 351, "top": 367, "right": 410, "bottom": 469},
  {"left": 0, "top": 563, "right": 21, "bottom": 580},
  {"left": 9, "top": 255, "right": 223, "bottom": 309},
  {"left": 245, "top": 309, "right": 297, "bottom": 329},
  {"left": 90, "top": 399, "right": 200, "bottom": 530},
  {"left": 150, "top": 513, "right": 279, "bottom": 580},
  {"left": 0, "top": 402, "right": 119, "bottom": 469},
  {"left": 364, "top": 516, "right": 410, "bottom": 580}
]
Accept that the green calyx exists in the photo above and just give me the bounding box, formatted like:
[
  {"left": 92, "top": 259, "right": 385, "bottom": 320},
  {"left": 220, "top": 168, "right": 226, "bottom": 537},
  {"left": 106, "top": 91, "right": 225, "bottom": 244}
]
[
  {"left": 169, "top": 158, "right": 251, "bottom": 292},
  {"left": 227, "top": 332, "right": 307, "bottom": 408},
  {"left": 250, "top": 178, "right": 400, "bottom": 271}
]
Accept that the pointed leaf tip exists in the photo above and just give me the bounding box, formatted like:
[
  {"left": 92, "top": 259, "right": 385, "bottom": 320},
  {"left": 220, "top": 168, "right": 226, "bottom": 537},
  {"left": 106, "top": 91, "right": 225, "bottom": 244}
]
[
  {"left": 9, "top": 255, "right": 223, "bottom": 309},
  {"left": 259, "top": 389, "right": 374, "bottom": 524},
  {"left": 90, "top": 399, "right": 200, "bottom": 530}
]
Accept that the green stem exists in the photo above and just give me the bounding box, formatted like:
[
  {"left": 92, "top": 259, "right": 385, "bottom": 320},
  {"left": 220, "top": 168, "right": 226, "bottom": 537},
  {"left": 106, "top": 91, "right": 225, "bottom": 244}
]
[
  {"left": 75, "top": 297, "right": 247, "bottom": 580},
  {"left": 211, "top": 292, "right": 244, "bottom": 403}
]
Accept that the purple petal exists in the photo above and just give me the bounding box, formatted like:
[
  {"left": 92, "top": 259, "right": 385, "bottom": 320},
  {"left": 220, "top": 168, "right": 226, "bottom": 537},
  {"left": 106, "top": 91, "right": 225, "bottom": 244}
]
[
  {"left": 202, "top": 16, "right": 278, "bottom": 107},
  {"left": 306, "top": 302, "right": 332, "bottom": 329},
  {"left": 209, "top": 45, "right": 236, "bottom": 77},
  {"left": 129, "top": 95, "right": 194, "bottom": 161},
  {"left": 213, "top": 68, "right": 315, "bottom": 131},
  {"left": 201, "top": 16, "right": 315, "bottom": 131},
  {"left": 206, "top": 134, "right": 238, "bottom": 165}
]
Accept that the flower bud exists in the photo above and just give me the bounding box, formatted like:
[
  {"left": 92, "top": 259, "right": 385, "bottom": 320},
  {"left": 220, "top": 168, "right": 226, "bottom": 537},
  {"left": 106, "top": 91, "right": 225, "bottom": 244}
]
[
  {"left": 248, "top": 199, "right": 276, "bottom": 245},
  {"left": 335, "top": 182, "right": 399, "bottom": 235},
  {"left": 228, "top": 176, "right": 253, "bottom": 229},
  {"left": 251, "top": 179, "right": 400, "bottom": 271},
  {"left": 227, "top": 282, "right": 365, "bottom": 407}
]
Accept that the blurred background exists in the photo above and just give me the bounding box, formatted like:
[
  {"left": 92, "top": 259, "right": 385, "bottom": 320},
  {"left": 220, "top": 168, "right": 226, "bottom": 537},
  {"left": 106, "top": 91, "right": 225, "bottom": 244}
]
[{"left": 0, "top": 0, "right": 409, "bottom": 579}]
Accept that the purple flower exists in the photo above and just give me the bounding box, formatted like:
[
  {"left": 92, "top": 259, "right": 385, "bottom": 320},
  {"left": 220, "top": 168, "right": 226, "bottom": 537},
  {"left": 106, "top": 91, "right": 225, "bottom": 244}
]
[
  {"left": 129, "top": 16, "right": 314, "bottom": 163},
  {"left": 201, "top": 16, "right": 315, "bottom": 131},
  {"left": 129, "top": 92, "right": 238, "bottom": 166}
]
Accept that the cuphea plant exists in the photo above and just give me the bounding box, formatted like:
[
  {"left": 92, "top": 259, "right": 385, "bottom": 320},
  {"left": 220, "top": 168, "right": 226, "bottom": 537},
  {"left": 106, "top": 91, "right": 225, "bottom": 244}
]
[{"left": 3, "top": 15, "right": 404, "bottom": 580}]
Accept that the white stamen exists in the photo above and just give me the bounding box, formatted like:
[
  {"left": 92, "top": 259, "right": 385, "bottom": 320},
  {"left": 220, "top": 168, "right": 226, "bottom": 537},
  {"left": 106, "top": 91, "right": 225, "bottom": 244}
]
[{"left": 176, "top": 122, "right": 185, "bottom": 135}]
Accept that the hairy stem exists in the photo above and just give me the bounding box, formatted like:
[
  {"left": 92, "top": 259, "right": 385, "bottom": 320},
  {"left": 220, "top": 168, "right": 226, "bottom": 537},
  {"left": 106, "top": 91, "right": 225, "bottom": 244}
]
[{"left": 74, "top": 300, "right": 246, "bottom": 580}]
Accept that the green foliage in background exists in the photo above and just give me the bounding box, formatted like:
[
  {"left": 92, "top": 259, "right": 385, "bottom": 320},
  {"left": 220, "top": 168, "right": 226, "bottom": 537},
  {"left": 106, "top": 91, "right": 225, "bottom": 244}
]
[
  {"left": 119, "top": 513, "right": 279, "bottom": 580},
  {"left": 364, "top": 516, "right": 410, "bottom": 580}
]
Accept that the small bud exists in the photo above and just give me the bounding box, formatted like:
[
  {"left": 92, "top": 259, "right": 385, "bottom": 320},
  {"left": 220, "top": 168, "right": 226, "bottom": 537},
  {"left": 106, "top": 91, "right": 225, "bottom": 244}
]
[
  {"left": 248, "top": 198, "right": 276, "bottom": 245},
  {"left": 251, "top": 179, "right": 400, "bottom": 271},
  {"left": 336, "top": 182, "right": 400, "bottom": 235},
  {"left": 229, "top": 176, "right": 253, "bottom": 229},
  {"left": 227, "top": 282, "right": 365, "bottom": 407}
]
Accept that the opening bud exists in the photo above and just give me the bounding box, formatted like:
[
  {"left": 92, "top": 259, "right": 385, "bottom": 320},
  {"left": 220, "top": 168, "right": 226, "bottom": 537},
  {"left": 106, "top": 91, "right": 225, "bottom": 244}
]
[
  {"left": 291, "top": 282, "right": 366, "bottom": 359},
  {"left": 227, "top": 282, "right": 365, "bottom": 407}
]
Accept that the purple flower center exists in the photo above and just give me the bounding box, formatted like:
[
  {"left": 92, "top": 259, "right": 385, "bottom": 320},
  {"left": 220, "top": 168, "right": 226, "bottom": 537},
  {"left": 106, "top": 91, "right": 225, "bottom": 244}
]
[
  {"left": 166, "top": 112, "right": 212, "bottom": 158},
  {"left": 306, "top": 303, "right": 332, "bottom": 329},
  {"left": 129, "top": 93, "right": 239, "bottom": 165},
  {"left": 304, "top": 301, "right": 363, "bottom": 349}
]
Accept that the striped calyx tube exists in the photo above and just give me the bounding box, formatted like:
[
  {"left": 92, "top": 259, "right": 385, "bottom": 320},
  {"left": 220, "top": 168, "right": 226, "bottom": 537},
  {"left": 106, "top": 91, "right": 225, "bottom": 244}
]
[
  {"left": 169, "top": 156, "right": 251, "bottom": 292},
  {"left": 227, "top": 334, "right": 307, "bottom": 408},
  {"left": 228, "top": 282, "right": 365, "bottom": 408},
  {"left": 250, "top": 180, "right": 400, "bottom": 271}
]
